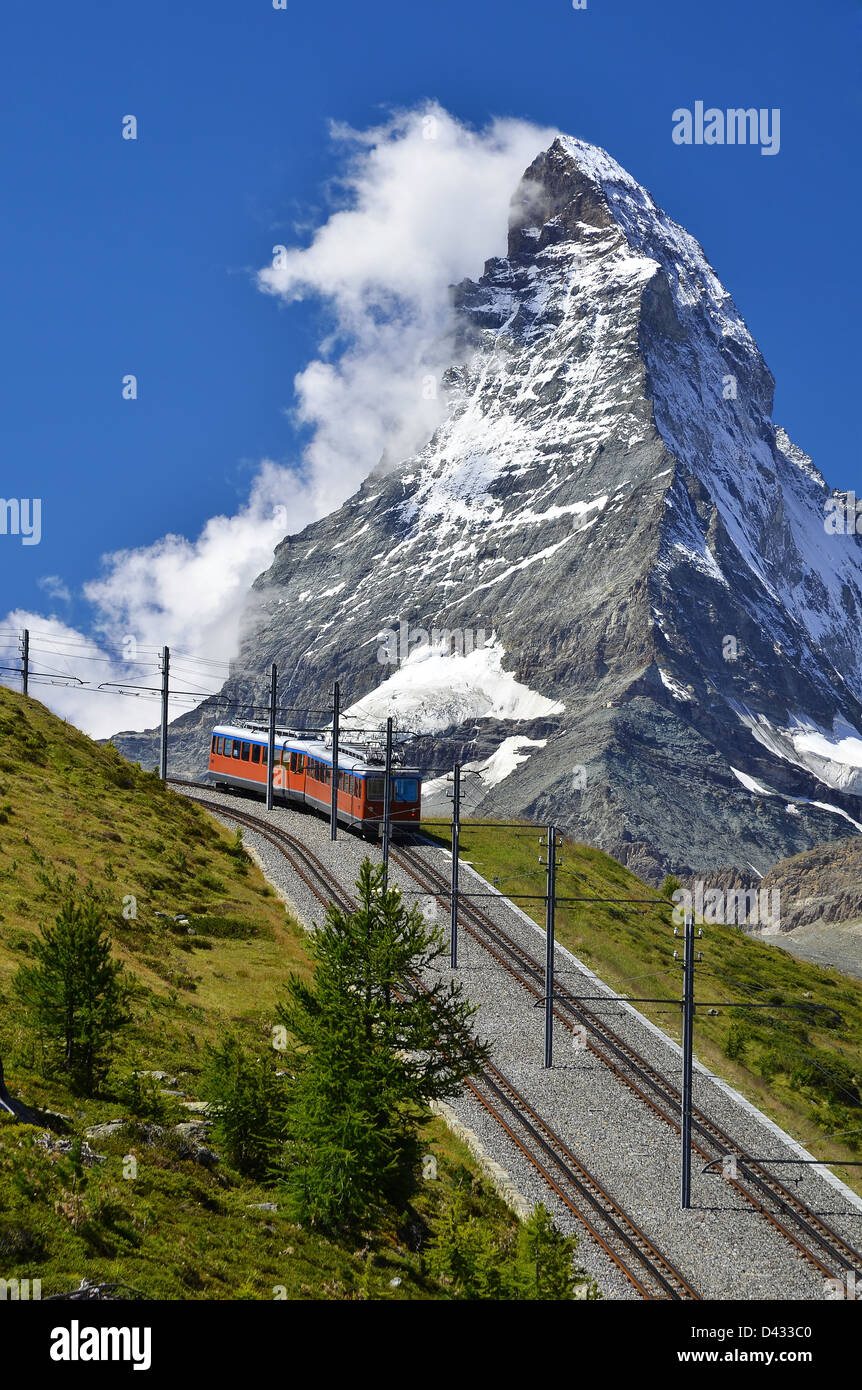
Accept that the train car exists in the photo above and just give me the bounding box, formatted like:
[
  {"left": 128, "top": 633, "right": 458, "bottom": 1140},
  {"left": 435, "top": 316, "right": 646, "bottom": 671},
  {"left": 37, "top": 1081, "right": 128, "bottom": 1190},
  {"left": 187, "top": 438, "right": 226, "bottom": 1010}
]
[{"left": 206, "top": 723, "right": 422, "bottom": 837}]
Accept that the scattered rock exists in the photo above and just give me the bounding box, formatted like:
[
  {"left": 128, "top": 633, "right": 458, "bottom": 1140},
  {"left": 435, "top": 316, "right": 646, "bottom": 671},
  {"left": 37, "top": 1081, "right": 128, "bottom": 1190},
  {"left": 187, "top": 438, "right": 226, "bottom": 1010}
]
[
  {"left": 173, "top": 1121, "right": 211, "bottom": 1142},
  {"left": 36, "top": 1132, "right": 106, "bottom": 1166},
  {"left": 85, "top": 1120, "right": 126, "bottom": 1141},
  {"left": 136, "top": 1070, "right": 178, "bottom": 1087},
  {"left": 248, "top": 1202, "right": 278, "bottom": 1212}
]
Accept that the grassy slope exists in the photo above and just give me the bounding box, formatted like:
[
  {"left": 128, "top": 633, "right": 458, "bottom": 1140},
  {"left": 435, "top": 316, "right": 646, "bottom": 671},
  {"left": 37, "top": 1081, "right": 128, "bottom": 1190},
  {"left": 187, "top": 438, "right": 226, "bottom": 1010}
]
[
  {"left": 0, "top": 688, "right": 517, "bottom": 1299},
  {"left": 423, "top": 820, "right": 862, "bottom": 1197}
]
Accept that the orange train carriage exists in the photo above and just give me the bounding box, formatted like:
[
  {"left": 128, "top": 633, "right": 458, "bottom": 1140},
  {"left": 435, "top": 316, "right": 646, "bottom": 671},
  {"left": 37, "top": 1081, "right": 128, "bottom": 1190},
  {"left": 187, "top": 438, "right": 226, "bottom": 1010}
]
[{"left": 206, "top": 723, "right": 422, "bottom": 837}]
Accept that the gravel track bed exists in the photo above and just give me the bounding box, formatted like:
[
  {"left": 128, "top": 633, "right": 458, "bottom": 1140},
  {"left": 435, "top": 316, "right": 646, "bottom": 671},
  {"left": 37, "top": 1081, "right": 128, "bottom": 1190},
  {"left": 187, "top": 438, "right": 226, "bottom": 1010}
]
[{"left": 178, "top": 786, "right": 862, "bottom": 1300}]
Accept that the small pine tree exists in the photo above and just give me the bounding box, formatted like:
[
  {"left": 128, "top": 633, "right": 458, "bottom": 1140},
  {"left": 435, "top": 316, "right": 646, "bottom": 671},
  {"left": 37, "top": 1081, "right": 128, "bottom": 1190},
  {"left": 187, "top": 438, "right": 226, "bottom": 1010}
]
[
  {"left": 723, "top": 1019, "right": 748, "bottom": 1061},
  {"left": 202, "top": 1034, "right": 290, "bottom": 1180},
  {"left": 279, "top": 858, "right": 489, "bottom": 1232},
  {"left": 428, "top": 1195, "right": 596, "bottom": 1301},
  {"left": 14, "top": 898, "right": 131, "bottom": 1094},
  {"left": 425, "top": 1191, "right": 507, "bottom": 1299},
  {"left": 512, "top": 1203, "right": 584, "bottom": 1300}
]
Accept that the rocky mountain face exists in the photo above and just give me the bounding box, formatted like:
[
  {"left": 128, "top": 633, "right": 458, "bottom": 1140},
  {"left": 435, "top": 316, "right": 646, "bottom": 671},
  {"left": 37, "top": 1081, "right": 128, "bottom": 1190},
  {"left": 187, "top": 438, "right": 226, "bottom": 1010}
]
[{"left": 112, "top": 136, "right": 862, "bottom": 883}]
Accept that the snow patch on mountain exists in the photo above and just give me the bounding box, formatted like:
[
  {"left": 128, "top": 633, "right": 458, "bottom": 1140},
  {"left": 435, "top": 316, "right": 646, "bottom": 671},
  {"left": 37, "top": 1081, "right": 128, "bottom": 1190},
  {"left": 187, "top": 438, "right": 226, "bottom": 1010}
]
[
  {"left": 659, "top": 670, "right": 693, "bottom": 702},
  {"left": 732, "top": 704, "right": 862, "bottom": 795},
  {"left": 423, "top": 735, "right": 547, "bottom": 799},
  {"left": 731, "top": 767, "right": 772, "bottom": 796},
  {"left": 341, "top": 639, "right": 565, "bottom": 735},
  {"left": 731, "top": 765, "right": 862, "bottom": 835}
]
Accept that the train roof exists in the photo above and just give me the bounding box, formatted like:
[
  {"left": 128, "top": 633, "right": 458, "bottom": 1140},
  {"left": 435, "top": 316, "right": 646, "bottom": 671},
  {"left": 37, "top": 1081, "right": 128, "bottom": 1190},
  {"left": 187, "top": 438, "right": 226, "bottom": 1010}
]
[{"left": 211, "top": 724, "right": 421, "bottom": 777}]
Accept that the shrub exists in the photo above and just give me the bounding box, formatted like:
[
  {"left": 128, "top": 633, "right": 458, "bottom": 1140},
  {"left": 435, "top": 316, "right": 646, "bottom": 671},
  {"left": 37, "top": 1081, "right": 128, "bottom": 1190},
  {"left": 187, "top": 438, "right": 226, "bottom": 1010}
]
[{"left": 202, "top": 1035, "right": 290, "bottom": 1180}]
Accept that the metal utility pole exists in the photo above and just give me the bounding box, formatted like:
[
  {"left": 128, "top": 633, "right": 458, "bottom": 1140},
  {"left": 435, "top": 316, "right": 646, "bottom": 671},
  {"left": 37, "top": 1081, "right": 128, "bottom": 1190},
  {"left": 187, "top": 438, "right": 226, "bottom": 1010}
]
[
  {"left": 681, "top": 908, "right": 695, "bottom": 1209},
  {"left": 159, "top": 646, "right": 170, "bottom": 780},
  {"left": 381, "top": 716, "right": 393, "bottom": 886},
  {"left": 542, "top": 825, "right": 559, "bottom": 1069},
  {"left": 450, "top": 762, "right": 461, "bottom": 969},
  {"left": 21, "top": 629, "right": 29, "bottom": 697},
  {"left": 330, "top": 680, "right": 340, "bottom": 841},
  {"left": 266, "top": 663, "right": 277, "bottom": 812}
]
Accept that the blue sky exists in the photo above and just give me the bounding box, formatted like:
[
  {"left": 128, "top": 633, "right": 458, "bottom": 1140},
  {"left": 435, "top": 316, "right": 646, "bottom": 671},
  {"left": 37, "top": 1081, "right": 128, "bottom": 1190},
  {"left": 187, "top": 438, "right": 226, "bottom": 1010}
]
[{"left": 1, "top": 0, "right": 860, "bottom": 729}]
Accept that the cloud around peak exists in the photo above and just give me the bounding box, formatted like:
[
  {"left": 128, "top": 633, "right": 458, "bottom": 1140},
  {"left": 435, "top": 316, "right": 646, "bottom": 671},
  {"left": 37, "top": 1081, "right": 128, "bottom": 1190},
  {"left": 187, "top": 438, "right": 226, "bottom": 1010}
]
[{"left": 2, "top": 105, "right": 556, "bottom": 737}]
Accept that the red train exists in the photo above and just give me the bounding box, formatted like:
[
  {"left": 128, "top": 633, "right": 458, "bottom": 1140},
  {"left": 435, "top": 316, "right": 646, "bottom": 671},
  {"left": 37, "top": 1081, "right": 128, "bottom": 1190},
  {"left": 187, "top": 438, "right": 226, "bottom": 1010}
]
[{"left": 207, "top": 723, "right": 422, "bottom": 837}]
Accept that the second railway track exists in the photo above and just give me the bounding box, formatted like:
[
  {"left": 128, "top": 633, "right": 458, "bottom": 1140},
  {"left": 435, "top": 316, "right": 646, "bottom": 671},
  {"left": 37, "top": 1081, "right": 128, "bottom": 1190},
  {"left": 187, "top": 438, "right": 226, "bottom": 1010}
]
[
  {"left": 177, "top": 783, "right": 699, "bottom": 1300},
  {"left": 390, "top": 840, "right": 862, "bottom": 1287}
]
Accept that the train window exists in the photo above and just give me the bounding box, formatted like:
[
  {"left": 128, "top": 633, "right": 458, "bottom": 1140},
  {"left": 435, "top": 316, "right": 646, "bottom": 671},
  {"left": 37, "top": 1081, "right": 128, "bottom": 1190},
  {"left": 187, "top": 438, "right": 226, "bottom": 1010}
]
[
  {"left": 232, "top": 740, "right": 240, "bottom": 759},
  {"left": 394, "top": 777, "right": 420, "bottom": 803},
  {"left": 262, "top": 746, "right": 268, "bottom": 764},
  {"left": 367, "top": 777, "right": 384, "bottom": 800},
  {"left": 215, "top": 737, "right": 223, "bottom": 755},
  {"left": 251, "top": 745, "right": 261, "bottom": 764},
  {"left": 211, "top": 735, "right": 217, "bottom": 754},
  {"left": 290, "top": 752, "right": 299, "bottom": 773},
  {"left": 241, "top": 743, "right": 250, "bottom": 761}
]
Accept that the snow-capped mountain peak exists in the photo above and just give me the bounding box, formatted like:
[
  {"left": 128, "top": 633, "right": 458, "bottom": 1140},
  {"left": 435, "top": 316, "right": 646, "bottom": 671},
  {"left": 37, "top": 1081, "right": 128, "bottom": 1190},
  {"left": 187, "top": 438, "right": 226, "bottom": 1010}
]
[{"left": 114, "top": 135, "right": 862, "bottom": 882}]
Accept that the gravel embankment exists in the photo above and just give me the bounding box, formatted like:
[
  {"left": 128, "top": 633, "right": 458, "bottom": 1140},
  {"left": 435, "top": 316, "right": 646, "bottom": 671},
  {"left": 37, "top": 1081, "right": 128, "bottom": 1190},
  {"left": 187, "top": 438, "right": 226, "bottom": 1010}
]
[{"left": 178, "top": 785, "right": 862, "bottom": 1301}]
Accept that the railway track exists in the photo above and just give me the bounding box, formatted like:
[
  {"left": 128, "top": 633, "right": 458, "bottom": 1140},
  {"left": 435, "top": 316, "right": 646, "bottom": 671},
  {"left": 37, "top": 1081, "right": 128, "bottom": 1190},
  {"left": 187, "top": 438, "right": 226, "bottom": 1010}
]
[
  {"left": 174, "top": 782, "right": 698, "bottom": 1299},
  {"left": 391, "top": 841, "right": 862, "bottom": 1287},
  {"left": 462, "top": 1060, "right": 699, "bottom": 1300}
]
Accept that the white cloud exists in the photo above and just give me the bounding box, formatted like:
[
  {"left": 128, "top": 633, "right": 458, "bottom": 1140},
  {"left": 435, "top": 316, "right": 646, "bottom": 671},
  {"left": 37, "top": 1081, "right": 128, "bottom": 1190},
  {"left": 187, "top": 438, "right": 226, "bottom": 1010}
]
[
  {"left": 258, "top": 104, "right": 557, "bottom": 518},
  {"left": 37, "top": 575, "right": 71, "bottom": 602},
  {"left": 2, "top": 104, "right": 556, "bottom": 738},
  {"left": 82, "top": 461, "right": 295, "bottom": 659}
]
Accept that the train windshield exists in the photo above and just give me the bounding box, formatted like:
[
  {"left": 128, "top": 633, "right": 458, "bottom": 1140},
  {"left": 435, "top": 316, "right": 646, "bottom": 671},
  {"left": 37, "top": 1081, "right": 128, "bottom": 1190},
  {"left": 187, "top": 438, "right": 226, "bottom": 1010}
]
[{"left": 393, "top": 777, "right": 420, "bottom": 803}]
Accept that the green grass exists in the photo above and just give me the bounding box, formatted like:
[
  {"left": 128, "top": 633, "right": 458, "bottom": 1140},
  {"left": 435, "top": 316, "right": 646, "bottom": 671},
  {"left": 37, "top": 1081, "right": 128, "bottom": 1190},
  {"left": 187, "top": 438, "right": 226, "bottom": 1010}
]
[
  {"left": 422, "top": 818, "right": 862, "bottom": 1197},
  {"left": 0, "top": 1111, "right": 515, "bottom": 1301},
  {"left": 0, "top": 688, "right": 519, "bottom": 1298}
]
